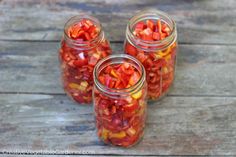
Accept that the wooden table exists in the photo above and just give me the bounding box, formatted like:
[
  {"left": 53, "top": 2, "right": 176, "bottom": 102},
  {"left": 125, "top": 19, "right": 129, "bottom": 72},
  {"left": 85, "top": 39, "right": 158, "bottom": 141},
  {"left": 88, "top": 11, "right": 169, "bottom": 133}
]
[{"left": 0, "top": 0, "right": 236, "bottom": 156}]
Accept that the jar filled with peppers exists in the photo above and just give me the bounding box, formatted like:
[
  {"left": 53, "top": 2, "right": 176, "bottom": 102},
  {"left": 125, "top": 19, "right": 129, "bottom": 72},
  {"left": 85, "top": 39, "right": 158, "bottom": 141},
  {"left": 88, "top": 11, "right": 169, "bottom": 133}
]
[
  {"left": 93, "top": 54, "right": 147, "bottom": 147},
  {"left": 124, "top": 10, "right": 178, "bottom": 101},
  {"left": 59, "top": 15, "right": 112, "bottom": 104}
]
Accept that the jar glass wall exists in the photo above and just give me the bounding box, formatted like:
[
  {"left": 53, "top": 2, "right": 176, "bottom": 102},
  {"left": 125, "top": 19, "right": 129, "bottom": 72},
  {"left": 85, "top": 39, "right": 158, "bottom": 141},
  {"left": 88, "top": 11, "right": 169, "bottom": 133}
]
[
  {"left": 59, "top": 15, "right": 112, "bottom": 104},
  {"left": 124, "top": 9, "right": 178, "bottom": 101},
  {"left": 93, "top": 54, "right": 147, "bottom": 147}
]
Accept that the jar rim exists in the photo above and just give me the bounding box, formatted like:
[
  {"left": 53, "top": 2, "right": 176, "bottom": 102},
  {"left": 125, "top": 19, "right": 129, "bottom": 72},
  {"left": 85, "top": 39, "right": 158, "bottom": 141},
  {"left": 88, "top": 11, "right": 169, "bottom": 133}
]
[
  {"left": 93, "top": 54, "right": 146, "bottom": 97},
  {"left": 63, "top": 14, "right": 104, "bottom": 50},
  {"left": 126, "top": 9, "right": 177, "bottom": 51}
]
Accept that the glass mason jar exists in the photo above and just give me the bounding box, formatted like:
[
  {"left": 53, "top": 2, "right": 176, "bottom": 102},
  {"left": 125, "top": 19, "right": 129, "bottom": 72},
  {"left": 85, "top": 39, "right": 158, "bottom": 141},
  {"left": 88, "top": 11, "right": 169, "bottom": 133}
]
[
  {"left": 93, "top": 54, "right": 147, "bottom": 147},
  {"left": 59, "top": 15, "right": 112, "bottom": 104},
  {"left": 124, "top": 9, "right": 178, "bottom": 101}
]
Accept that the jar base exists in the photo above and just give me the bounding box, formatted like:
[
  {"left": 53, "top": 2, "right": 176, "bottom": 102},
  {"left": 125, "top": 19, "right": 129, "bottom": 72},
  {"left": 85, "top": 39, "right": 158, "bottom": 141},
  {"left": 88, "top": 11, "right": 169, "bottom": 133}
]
[
  {"left": 98, "top": 129, "right": 145, "bottom": 148},
  {"left": 147, "top": 81, "right": 174, "bottom": 103},
  {"left": 64, "top": 90, "right": 92, "bottom": 105}
]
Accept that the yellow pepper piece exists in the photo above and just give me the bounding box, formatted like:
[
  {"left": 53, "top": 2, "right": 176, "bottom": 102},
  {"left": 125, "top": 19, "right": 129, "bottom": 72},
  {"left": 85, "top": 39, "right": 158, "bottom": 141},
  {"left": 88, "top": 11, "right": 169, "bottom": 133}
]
[
  {"left": 80, "top": 81, "right": 88, "bottom": 88},
  {"left": 137, "top": 101, "right": 146, "bottom": 116},
  {"left": 103, "top": 108, "right": 109, "bottom": 116},
  {"left": 165, "top": 54, "right": 171, "bottom": 61},
  {"left": 155, "top": 47, "right": 171, "bottom": 58},
  {"left": 126, "top": 127, "right": 136, "bottom": 136},
  {"left": 69, "top": 82, "right": 87, "bottom": 91},
  {"left": 93, "top": 53, "right": 100, "bottom": 59},
  {"left": 171, "top": 42, "right": 177, "bottom": 48},
  {"left": 69, "top": 83, "right": 80, "bottom": 89},
  {"left": 162, "top": 67, "right": 168, "bottom": 74},
  {"left": 109, "top": 131, "right": 126, "bottom": 139},
  {"left": 111, "top": 70, "right": 118, "bottom": 78},
  {"left": 78, "top": 86, "right": 86, "bottom": 91},
  {"left": 131, "top": 90, "right": 142, "bottom": 99},
  {"left": 162, "top": 47, "right": 171, "bottom": 55},
  {"left": 126, "top": 84, "right": 131, "bottom": 88},
  {"left": 101, "top": 128, "right": 109, "bottom": 140},
  {"left": 154, "top": 50, "right": 163, "bottom": 59}
]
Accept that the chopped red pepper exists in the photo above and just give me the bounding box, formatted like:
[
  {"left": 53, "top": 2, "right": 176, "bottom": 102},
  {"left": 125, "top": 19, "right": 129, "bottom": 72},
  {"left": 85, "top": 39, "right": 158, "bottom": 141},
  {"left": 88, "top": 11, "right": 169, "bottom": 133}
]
[
  {"left": 59, "top": 18, "right": 112, "bottom": 104},
  {"left": 67, "top": 19, "right": 100, "bottom": 40},
  {"left": 134, "top": 21, "right": 145, "bottom": 34},
  {"left": 94, "top": 62, "right": 147, "bottom": 147},
  {"left": 125, "top": 44, "right": 137, "bottom": 56},
  {"left": 125, "top": 19, "right": 177, "bottom": 100},
  {"left": 146, "top": 19, "right": 155, "bottom": 30},
  {"left": 123, "top": 100, "right": 139, "bottom": 112},
  {"left": 99, "top": 63, "right": 140, "bottom": 89}
]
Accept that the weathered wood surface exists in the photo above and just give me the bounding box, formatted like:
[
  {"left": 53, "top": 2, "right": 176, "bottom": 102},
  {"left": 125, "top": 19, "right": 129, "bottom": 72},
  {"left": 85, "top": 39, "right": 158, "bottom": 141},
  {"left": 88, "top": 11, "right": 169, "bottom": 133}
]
[
  {"left": 0, "top": 155, "right": 152, "bottom": 157},
  {"left": 0, "top": 94, "right": 235, "bottom": 155},
  {"left": 0, "top": 155, "right": 143, "bottom": 157},
  {"left": 0, "top": 0, "right": 236, "bottom": 44},
  {"left": 0, "top": 156, "right": 137, "bottom": 157},
  {"left": 0, "top": 0, "right": 236, "bottom": 156},
  {"left": 0, "top": 41, "right": 236, "bottom": 96}
]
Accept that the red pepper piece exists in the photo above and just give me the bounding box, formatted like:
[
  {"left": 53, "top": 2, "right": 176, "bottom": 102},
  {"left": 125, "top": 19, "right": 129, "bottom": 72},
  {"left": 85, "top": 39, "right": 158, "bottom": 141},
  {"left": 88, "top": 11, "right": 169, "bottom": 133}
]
[
  {"left": 141, "top": 27, "right": 153, "bottom": 41},
  {"left": 67, "top": 19, "right": 99, "bottom": 41},
  {"left": 146, "top": 19, "right": 155, "bottom": 31},
  {"left": 88, "top": 53, "right": 100, "bottom": 66},
  {"left": 125, "top": 43, "right": 137, "bottom": 56},
  {"left": 104, "top": 65, "right": 113, "bottom": 74},
  {"left": 157, "top": 20, "right": 162, "bottom": 34},
  {"left": 153, "top": 32, "right": 160, "bottom": 40},
  {"left": 124, "top": 18, "right": 176, "bottom": 100},
  {"left": 98, "top": 75, "right": 105, "bottom": 84},
  {"left": 132, "top": 19, "right": 171, "bottom": 42},
  {"left": 60, "top": 18, "right": 111, "bottom": 104},
  {"left": 134, "top": 21, "right": 145, "bottom": 32},
  {"left": 73, "top": 58, "right": 88, "bottom": 67},
  {"left": 123, "top": 100, "right": 139, "bottom": 112},
  {"left": 136, "top": 52, "right": 148, "bottom": 63},
  {"left": 84, "top": 32, "right": 91, "bottom": 40}
]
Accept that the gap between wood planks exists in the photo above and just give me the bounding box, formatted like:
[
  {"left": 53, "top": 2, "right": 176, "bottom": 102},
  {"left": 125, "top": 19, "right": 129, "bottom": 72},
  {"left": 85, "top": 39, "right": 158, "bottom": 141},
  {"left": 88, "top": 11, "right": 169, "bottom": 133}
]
[
  {"left": 0, "top": 39, "right": 235, "bottom": 46},
  {"left": 1, "top": 151, "right": 158, "bottom": 156},
  {"left": 0, "top": 151, "right": 230, "bottom": 156},
  {"left": 0, "top": 150, "right": 234, "bottom": 156},
  {"left": 0, "top": 92, "right": 236, "bottom": 98},
  {"left": 0, "top": 40, "right": 235, "bottom": 97}
]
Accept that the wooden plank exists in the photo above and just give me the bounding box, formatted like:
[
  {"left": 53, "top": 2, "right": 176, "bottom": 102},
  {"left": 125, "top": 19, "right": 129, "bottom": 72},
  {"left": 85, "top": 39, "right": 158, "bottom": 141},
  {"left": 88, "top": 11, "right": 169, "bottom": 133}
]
[
  {"left": 0, "top": 153, "right": 137, "bottom": 157},
  {"left": 0, "top": 94, "right": 235, "bottom": 155},
  {"left": 0, "top": 155, "right": 149, "bottom": 157},
  {"left": 0, "top": 0, "right": 236, "bottom": 44},
  {"left": 0, "top": 155, "right": 142, "bottom": 157},
  {"left": 0, "top": 155, "right": 141, "bottom": 157},
  {"left": 0, "top": 41, "right": 236, "bottom": 96}
]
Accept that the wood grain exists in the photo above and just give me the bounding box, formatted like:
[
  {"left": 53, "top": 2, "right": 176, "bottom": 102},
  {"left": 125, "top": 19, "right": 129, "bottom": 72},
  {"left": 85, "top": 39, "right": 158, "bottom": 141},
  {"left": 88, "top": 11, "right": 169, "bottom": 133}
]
[
  {"left": 0, "top": 94, "right": 235, "bottom": 155},
  {"left": 0, "top": 41, "right": 236, "bottom": 96},
  {"left": 0, "top": 155, "right": 137, "bottom": 157},
  {"left": 0, "top": 0, "right": 236, "bottom": 156},
  {"left": 0, "top": 156, "right": 141, "bottom": 157},
  {"left": 0, "top": 0, "right": 236, "bottom": 44}
]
